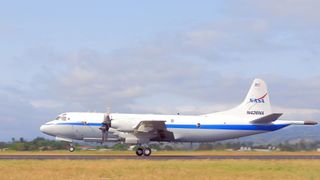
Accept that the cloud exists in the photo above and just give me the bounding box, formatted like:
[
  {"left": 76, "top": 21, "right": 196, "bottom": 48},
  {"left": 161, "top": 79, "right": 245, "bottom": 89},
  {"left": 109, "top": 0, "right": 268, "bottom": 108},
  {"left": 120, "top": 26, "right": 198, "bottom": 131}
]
[
  {"left": 30, "top": 99, "right": 63, "bottom": 109},
  {"left": 243, "top": 0, "right": 320, "bottom": 25},
  {"left": 274, "top": 106, "right": 320, "bottom": 119},
  {"left": 49, "top": 48, "right": 211, "bottom": 110},
  {"left": 1, "top": 3, "right": 320, "bottom": 141},
  {"left": 0, "top": 88, "right": 47, "bottom": 140},
  {"left": 7, "top": 23, "right": 320, "bottom": 114}
]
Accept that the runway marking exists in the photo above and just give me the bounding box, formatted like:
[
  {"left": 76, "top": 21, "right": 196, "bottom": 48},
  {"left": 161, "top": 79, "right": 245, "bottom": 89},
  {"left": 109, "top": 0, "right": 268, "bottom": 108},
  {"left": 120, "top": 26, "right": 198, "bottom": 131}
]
[{"left": 1, "top": 155, "right": 320, "bottom": 160}]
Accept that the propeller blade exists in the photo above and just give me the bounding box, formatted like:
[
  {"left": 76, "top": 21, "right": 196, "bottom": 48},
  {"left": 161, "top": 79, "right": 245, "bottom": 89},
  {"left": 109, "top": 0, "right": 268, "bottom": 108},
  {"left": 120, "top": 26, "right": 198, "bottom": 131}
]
[
  {"left": 99, "top": 114, "right": 112, "bottom": 144},
  {"left": 101, "top": 131, "right": 106, "bottom": 144}
]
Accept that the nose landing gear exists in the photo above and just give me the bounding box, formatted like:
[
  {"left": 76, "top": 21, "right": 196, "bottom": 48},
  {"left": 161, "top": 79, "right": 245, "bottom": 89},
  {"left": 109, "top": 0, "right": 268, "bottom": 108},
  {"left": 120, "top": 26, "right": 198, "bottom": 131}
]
[
  {"left": 68, "top": 144, "right": 75, "bottom": 152},
  {"left": 135, "top": 146, "right": 152, "bottom": 156}
]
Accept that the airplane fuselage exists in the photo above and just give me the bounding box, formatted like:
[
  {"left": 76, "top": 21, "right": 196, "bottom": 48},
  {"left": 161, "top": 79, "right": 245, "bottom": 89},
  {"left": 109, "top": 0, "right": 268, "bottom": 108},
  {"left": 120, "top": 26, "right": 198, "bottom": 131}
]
[{"left": 41, "top": 112, "right": 290, "bottom": 143}]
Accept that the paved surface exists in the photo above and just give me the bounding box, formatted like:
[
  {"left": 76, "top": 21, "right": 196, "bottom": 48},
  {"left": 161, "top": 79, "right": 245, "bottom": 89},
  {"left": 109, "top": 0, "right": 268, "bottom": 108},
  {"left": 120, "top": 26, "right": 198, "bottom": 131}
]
[{"left": 1, "top": 155, "right": 320, "bottom": 160}]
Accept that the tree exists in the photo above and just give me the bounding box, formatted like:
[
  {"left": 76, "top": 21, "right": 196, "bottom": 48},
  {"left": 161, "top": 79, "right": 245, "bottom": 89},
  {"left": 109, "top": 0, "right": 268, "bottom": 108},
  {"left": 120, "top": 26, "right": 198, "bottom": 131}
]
[
  {"left": 19, "top": 137, "right": 24, "bottom": 143},
  {"left": 0, "top": 142, "right": 7, "bottom": 149},
  {"left": 112, "top": 143, "right": 128, "bottom": 151},
  {"left": 197, "top": 143, "right": 213, "bottom": 150},
  {"left": 163, "top": 145, "right": 174, "bottom": 151}
]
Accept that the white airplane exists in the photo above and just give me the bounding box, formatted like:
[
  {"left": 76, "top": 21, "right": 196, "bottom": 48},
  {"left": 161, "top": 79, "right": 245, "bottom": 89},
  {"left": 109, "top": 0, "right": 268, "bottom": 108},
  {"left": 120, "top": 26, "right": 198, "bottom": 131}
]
[{"left": 40, "top": 78, "right": 317, "bottom": 156}]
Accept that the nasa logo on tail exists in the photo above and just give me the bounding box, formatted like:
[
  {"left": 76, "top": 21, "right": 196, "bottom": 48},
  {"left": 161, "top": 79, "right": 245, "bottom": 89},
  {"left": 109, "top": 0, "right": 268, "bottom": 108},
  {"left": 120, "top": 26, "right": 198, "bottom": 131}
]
[{"left": 250, "top": 93, "right": 267, "bottom": 104}]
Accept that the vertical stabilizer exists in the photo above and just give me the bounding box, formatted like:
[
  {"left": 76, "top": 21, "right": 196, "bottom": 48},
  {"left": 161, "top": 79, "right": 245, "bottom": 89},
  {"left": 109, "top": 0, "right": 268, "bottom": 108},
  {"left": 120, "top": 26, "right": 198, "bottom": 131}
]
[{"left": 215, "top": 78, "right": 272, "bottom": 117}]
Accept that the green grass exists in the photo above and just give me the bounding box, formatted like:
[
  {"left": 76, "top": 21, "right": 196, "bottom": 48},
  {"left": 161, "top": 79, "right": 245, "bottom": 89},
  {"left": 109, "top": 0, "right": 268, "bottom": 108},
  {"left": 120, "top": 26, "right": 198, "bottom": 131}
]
[
  {"left": 1, "top": 151, "right": 320, "bottom": 179},
  {"left": 0, "top": 159, "right": 320, "bottom": 179}
]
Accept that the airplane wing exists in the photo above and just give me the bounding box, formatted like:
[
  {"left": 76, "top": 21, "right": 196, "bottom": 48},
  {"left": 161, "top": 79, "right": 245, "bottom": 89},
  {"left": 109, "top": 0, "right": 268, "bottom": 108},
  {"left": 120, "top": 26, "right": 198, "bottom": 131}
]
[
  {"left": 250, "top": 113, "right": 283, "bottom": 124},
  {"left": 133, "top": 120, "right": 174, "bottom": 141}
]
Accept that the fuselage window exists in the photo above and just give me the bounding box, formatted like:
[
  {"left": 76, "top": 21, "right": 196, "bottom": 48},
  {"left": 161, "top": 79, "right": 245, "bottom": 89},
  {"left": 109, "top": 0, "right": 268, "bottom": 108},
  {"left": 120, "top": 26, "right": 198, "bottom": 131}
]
[{"left": 56, "top": 114, "right": 67, "bottom": 121}]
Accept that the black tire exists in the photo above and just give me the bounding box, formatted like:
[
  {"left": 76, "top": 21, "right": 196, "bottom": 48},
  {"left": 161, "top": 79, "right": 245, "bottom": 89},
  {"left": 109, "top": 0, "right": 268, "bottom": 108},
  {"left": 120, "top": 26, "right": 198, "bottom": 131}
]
[
  {"left": 69, "top": 146, "right": 75, "bottom": 152},
  {"left": 143, "top": 147, "right": 152, "bottom": 156},
  {"left": 136, "top": 147, "right": 144, "bottom": 156}
]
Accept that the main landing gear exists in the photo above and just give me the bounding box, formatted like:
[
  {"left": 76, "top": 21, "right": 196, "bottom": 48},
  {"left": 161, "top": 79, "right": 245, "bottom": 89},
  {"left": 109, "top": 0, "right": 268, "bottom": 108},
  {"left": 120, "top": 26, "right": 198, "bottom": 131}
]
[{"left": 135, "top": 146, "right": 152, "bottom": 156}]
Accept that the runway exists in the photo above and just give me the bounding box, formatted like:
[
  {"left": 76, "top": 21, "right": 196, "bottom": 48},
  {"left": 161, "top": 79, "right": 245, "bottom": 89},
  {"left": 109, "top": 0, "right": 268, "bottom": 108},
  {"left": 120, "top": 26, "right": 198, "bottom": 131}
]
[{"left": 1, "top": 154, "right": 320, "bottom": 160}]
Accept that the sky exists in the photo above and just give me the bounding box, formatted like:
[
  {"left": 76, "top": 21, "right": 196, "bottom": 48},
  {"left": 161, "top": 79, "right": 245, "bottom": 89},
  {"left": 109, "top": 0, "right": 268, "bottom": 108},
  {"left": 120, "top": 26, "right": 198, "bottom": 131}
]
[{"left": 1, "top": 0, "right": 320, "bottom": 141}]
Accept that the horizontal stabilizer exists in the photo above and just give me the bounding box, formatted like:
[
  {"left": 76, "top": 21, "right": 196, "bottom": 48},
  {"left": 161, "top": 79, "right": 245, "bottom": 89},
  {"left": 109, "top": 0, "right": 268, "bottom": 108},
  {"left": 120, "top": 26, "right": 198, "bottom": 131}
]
[{"left": 250, "top": 113, "right": 283, "bottom": 124}]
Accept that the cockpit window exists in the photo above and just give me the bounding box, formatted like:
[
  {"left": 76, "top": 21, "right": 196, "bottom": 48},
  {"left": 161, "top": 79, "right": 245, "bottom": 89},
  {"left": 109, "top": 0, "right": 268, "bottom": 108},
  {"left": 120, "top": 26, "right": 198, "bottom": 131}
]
[{"left": 55, "top": 113, "right": 67, "bottom": 121}]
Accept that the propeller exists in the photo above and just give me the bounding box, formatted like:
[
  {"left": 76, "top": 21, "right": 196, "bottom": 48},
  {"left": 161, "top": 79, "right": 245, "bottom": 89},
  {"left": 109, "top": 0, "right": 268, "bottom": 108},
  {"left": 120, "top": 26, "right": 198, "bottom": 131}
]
[{"left": 99, "top": 112, "right": 112, "bottom": 144}]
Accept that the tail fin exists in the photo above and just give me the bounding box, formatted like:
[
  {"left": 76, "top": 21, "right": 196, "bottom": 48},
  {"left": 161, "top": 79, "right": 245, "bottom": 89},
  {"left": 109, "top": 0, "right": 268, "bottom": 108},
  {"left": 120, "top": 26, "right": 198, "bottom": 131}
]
[{"left": 215, "top": 78, "right": 272, "bottom": 117}]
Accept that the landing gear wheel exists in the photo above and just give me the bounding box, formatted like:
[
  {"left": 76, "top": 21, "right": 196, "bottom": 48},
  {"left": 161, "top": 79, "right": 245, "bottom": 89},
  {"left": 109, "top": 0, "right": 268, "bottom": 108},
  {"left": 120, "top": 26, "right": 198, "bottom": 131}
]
[
  {"left": 68, "top": 146, "right": 75, "bottom": 152},
  {"left": 143, "top": 147, "right": 152, "bottom": 156},
  {"left": 136, "top": 147, "right": 144, "bottom": 156}
]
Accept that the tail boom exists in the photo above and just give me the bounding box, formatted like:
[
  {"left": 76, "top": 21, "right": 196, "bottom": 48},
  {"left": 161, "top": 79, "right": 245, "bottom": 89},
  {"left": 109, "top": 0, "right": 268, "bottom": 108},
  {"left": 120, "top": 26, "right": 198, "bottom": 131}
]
[{"left": 275, "top": 120, "right": 318, "bottom": 125}]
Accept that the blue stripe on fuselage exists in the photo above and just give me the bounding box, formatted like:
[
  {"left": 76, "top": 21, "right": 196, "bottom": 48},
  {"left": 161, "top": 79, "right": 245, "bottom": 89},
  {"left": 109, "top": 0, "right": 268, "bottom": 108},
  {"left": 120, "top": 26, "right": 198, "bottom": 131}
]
[
  {"left": 48, "top": 122, "right": 289, "bottom": 131},
  {"left": 166, "top": 124, "right": 289, "bottom": 131}
]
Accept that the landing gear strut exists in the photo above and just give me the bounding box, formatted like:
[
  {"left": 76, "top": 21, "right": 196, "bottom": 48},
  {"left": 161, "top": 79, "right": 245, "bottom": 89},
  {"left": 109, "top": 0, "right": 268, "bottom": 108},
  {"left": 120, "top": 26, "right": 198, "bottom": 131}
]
[
  {"left": 135, "top": 146, "right": 152, "bottom": 156},
  {"left": 68, "top": 144, "right": 75, "bottom": 152}
]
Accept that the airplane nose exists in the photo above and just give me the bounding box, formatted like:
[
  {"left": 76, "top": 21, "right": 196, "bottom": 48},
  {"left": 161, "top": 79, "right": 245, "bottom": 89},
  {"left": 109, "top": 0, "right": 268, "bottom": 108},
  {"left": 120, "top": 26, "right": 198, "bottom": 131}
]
[
  {"left": 40, "top": 122, "right": 61, "bottom": 137},
  {"left": 40, "top": 124, "right": 54, "bottom": 136},
  {"left": 40, "top": 125, "right": 48, "bottom": 133},
  {"left": 40, "top": 125, "right": 46, "bottom": 132}
]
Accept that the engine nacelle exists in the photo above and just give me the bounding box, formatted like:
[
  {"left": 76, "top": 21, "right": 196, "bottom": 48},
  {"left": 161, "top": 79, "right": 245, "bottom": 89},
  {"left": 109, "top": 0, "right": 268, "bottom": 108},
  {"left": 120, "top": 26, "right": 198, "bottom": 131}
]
[
  {"left": 124, "top": 137, "right": 139, "bottom": 144},
  {"left": 111, "top": 118, "right": 139, "bottom": 132},
  {"left": 121, "top": 134, "right": 149, "bottom": 144}
]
